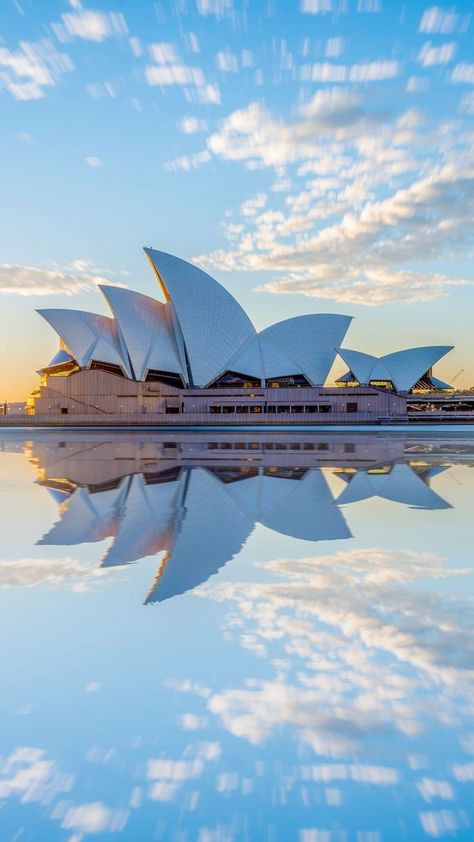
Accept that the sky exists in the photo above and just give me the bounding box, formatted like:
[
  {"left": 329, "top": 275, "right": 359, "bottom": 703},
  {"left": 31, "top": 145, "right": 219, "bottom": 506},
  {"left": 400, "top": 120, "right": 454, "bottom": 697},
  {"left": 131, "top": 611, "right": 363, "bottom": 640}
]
[{"left": 1, "top": 0, "right": 474, "bottom": 399}]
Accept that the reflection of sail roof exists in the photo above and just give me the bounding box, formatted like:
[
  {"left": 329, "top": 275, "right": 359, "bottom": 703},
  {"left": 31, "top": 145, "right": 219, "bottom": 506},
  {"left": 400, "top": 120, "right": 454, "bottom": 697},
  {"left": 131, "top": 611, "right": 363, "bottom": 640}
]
[
  {"left": 338, "top": 346, "right": 453, "bottom": 391},
  {"left": 260, "top": 314, "right": 352, "bottom": 386},
  {"left": 222, "top": 471, "right": 350, "bottom": 541},
  {"left": 259, "top": 471, "right": 351, "bottom": 541},
  {"left": 337, "top": 464, "right": 451, "bottom": 509},
  {"left": 144, "top": 248, "right": 257, "bottom": 387},
  {"left": 147, "top": 468, "right": 253, "bottom": 603},
  {"left": 37, "top": 308, "right": 130, "bottom": 375},
  {"left": 99, "top": 286, "right": 185, "bottom": 381},
  {"left": 38, "top": 482, "right": 128, "bottom": 546},
  {"left": 102, "top": 474, "right": 183, "bottom": 567}
]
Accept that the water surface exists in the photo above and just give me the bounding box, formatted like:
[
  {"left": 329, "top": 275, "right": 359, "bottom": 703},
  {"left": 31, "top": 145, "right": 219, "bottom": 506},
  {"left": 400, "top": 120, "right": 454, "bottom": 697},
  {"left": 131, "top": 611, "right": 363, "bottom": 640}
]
[{"left": 0, "top": 430, "right": 473, "bottom": 841}]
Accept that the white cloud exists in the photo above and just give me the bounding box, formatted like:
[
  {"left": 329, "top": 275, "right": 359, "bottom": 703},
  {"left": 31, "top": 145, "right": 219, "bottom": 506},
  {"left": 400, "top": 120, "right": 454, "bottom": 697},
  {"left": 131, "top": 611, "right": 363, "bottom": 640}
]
[
  {"left": 148, "top": 42, "right": 179, "bottom": 64},
  {"left": 145, "top": 42, "right": 221, "bottom": 105},
  {"left": 460, "top": 91, "right": 474, "bottom": 112},
  {"left": 419, "top": 810, "right": 459, "bottom": 837},
  {"left": 260, "top": 267, "right": 472, "bottom": 306},
  {"left": 240, "top": 193, "right": 268, "bottom": 217},
  {"left": 59, "top": 802, "right": 128, "bottom": 834},
  {"left": 84, "top": 681, "right": 103, "bottom": 693},
  {"left": 0, "top": 39, "right": 73, "bottom": 100},
  {"left": 0, "top": 263, "right": 125, "bottom": 296},
  {"left": 300, "top": 60, "right": 399, "bottom": 83},
  {"left": 451, "top": 762, "right": 474, "bottom": 781},
  {"left": 407, "top": 76, "right": 429, "bottom": 93},
  {"left": 417, "top": 778, "right": 455, "bottom": 802},
  {"left": 174, "top": 90, "right": 387, "bottom": 174},
  {"left": 86, "top": 81, "right": 116, "bottom": 99},
  {"left": 129, "top": 36, "right": 143, "bottom": 57},
  {"left": 216, "top": 50, "right": 238, "bottom": 73},
  {"left": 0, "top": 557, "right": 109, "bottom": 588},
  {"left": 196, "top": 0, "right": 234, "bottom": 18},
  {"left": 180, "top": 713, "right": 207, "bottom": 730},
  {"left": 178, "top": 116, "right": 208, "bottom": 134},
  {"left": 357, "top": 0, "right": 381, "bottom": 10},
  {"left": 419, "top": 6, "right": 460, "bottom": 34},
  {"left": 52, "top": 7, "right": 128, "bottom": 43},
  {"left": 0, "top": 746, "right": 73, "bottom": 805},
  {"left": 184, "top": 544, "right": 474, "bottom": 761},
  {"left": 325, "top": 37, "right": 344, "bottom": 58},
  {"left": 451, "top": 62, "right": 474, "bottom": 83},
  {"left": 85, "top": 155, "right": 103, "bottom": 167},
  {"left": 418, "top": 41, "right": 456, "bottom": 67},
  {"left": 301, "top": 0, "right": 334, "bottom": 13},
  {"left": 16, "top": 131, "right": 33, "bottom": 142}
]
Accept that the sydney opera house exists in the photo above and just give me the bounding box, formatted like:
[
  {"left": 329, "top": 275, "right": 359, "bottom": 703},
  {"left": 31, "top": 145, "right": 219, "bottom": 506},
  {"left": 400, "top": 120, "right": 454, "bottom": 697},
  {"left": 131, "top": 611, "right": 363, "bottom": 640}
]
[{"left": 30, "top": 248, "right": 454, "bottom": 423}]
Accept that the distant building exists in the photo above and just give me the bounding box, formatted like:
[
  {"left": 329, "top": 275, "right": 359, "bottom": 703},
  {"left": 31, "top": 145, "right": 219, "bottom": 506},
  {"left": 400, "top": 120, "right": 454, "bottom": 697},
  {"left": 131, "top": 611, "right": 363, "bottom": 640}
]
[{"left": 30, "top": 248, "right": 453, "bottom": 421}]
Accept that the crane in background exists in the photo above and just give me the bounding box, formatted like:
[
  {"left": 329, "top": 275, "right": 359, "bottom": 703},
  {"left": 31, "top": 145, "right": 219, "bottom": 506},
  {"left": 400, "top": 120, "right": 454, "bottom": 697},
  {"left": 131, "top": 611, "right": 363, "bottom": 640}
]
[{"left": 451, "top": 369, "right": 464, "bottom": 385}]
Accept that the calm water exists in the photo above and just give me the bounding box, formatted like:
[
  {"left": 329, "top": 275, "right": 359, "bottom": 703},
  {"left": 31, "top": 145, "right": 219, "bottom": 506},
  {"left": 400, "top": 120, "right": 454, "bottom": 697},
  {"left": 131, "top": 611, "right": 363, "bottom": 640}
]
[{"left": 0, "top": 430, "right": 473, "bottom": 841}]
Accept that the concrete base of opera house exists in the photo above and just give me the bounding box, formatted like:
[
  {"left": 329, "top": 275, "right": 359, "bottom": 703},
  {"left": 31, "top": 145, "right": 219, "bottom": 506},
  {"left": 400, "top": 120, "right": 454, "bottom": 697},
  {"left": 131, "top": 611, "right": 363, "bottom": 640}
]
[
  {"left": 0, "top": 368, "right": 472, "bottom": 426},
  {"left": 17, "top": 368, "right": 409, "bottom": 424}
]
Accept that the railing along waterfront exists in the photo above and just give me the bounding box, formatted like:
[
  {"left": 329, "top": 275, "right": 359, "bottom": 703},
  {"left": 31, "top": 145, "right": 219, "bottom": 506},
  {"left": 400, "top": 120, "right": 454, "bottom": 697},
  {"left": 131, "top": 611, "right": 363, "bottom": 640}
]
[{"left": 0, "top": 410, "right": 413, "bottom": 426}]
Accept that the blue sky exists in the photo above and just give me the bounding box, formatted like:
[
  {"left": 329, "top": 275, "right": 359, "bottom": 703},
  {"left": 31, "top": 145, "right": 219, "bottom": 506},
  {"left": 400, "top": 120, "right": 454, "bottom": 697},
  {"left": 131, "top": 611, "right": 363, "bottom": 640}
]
[{"left": 1, "top": 0, "right": 474, "bottom": 398}]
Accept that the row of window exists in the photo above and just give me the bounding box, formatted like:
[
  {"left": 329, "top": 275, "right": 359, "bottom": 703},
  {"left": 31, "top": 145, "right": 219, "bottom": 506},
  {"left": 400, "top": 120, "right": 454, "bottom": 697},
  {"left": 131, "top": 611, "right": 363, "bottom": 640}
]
[
  {"left": 205, "top": 441, "right": 357, "bottom": 452},
  {"left": 207, "top": 403, "right": 359, "bottom": 414}
]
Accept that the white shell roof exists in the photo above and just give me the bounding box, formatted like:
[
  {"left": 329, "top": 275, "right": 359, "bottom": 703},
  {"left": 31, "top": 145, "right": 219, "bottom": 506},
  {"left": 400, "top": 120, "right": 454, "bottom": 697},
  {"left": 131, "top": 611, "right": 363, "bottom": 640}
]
[
  {"left": 382, "top": 346, "right": 453, "bottom": 392},
  {"left": 37, "top": 249, "right": 453, "bottom": 391},
  {"left": 100, "top": 286, "right": 185, "bottom": 381},
  {"left": 338, "top": 345, "right": 453, "bottom": 391},
  {"left": 260, "top": 314, "right": 352, "bottom": 386},
  {"left": 338, "top": 349, "right": 376, "bottom": 385},
  {"left": 37, "top": 308, "right": 131, "bottom": 376},
  {"left": 145, "top": 248, "right": 257, "bottom": 387}
]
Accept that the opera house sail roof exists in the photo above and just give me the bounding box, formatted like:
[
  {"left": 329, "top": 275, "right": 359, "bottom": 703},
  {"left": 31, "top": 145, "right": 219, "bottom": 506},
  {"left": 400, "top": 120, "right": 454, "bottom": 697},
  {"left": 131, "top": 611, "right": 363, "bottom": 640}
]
[{"left": 36, "top": 247, "right": 454, "bottom": 394}]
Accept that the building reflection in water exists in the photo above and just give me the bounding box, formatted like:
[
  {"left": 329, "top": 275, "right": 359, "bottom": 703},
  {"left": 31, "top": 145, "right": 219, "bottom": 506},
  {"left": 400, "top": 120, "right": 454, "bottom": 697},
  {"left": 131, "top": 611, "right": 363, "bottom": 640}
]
[{"left": 21, "top": 431, "right": 453, "bottom": 605}]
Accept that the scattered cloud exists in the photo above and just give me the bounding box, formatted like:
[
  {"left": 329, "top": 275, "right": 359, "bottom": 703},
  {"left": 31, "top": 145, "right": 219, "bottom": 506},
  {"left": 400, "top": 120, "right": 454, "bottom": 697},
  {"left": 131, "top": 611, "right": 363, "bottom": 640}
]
[
  {"left": 216, "top": 49, "right": 239, "bottom": 72},
  {"left": 300, "top": 60, "right": 399, "bottom": 83},
  {"left": 0, "top": 263, "right": 125, "bottom": 296},
  {"left": 418, "top": 41, "right": 457, "bottom": 67},
  {"left": 0, "top": 38, "right": 73, "bottom": 100},
  {"left": 357, "top": 0, "right": 381, "bottom": 11},
  {"left": 185, "top": 89, "right": 474, "bottom": 305},
  {"left": 178, "top": 116, "right": 208, "bottom": 134},
  {"left": 451, "top": 63, "right": 474, "bottom": 84},
  {"left": 84, "top": 681, "right": 103, "bottom": 693},
  {"left": 182, "top": 545, "right": 474, "bottom": 758},
  {"left": 325, "top": 37, "right": 345, "bottom": 58},
  {"left": 85, "top": 155, "right": 103, "bottom": 167},
  {"left": 145, "top": 41, "right": 221, "bottom": 105},
  {"left": 301, "top": 0, "right": 336, "bottom": 13},
  {"left": 418, "top": 6, "right": 464, "bottom": 34},
  {"left": 196, "top": 0, "right": 234, "bottom": 19},
  {"left": 55, "top": 801, "right": 128, "bottom": 834},
  {"left": 0, "top": 746, "right": 73, "bottom": 805},
  {"left": 407, "top": 75, "right": 429, "bottom": 93},
  {"left": 52, "top": 4, "right": 128, "bottom": 43},
  {"left": 0, "top": 557, "right": 111, "bottom": 588}
]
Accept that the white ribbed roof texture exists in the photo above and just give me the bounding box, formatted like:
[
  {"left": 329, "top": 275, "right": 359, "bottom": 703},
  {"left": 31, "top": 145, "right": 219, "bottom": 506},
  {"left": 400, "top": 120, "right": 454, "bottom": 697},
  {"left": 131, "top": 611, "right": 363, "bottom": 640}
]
[
  {"left": 100, "top": 286, "right": 185, "bottom": 381},
  {"left": 260, "top": 314, "right": 352, "bottom": 385},
  {"left": 338, "top": 345, "right": 453, "bottom": 391},
  {"left": 37, "top": 248, "right": 453, "bottom": 391},
  {"left": 38, "top": 308, "right": 130, "bottom": 375},
  {"left": 145, "top": 248, "right": 257, "bottom": 387}
]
